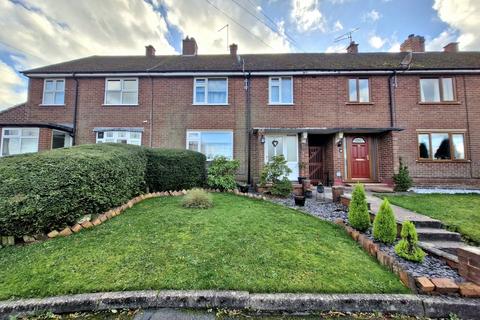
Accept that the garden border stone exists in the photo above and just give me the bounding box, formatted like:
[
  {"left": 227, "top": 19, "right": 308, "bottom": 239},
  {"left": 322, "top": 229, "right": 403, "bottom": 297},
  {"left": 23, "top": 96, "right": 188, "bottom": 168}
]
[{"left": 1, "top": 291, "right": 479, "bottom": 320}]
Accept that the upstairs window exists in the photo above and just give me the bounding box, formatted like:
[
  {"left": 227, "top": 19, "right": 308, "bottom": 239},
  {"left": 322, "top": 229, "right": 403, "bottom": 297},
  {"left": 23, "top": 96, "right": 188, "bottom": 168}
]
[
  {"left": 105, "top": 78, "right": 138, "bottom": 105},
  {"left": 96, "top": 130, "right": 142, "bottom": 145},
  {"left": 418, "top": 132, "right": 465, "bottom": 161},
  {"left": 43, "top": 79, "right": 65, "bottom": 105},
  {"left": 420, "top": 78, "right": 455, "bottom": 102},
  {"left": 269, "top": 77, "right": 293, "bottom": 104},
  {"left": 194, "top": 78, "right": 228, "bottom": 105},
  {"left": 348, "top": 78, "right": 370, "bottom": 103},
  {"left": 1, "top": 128, "right": 39, "bottom": 156},
  {"left": 186, "top": 130, "right": 233, "bottom": 160}
]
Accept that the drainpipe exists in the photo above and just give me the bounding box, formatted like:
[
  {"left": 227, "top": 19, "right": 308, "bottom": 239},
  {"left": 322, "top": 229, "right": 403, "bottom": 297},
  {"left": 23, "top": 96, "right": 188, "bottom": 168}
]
[
  {"left": 246, "top": 72, "right": 252, "bottom": 185},
  {"left": 72, "top": 73, "right": 79, "bottom": 145},
  {"left": 149, "top": 75, "right": 154, "bottom": 147},
  {"left": 387, "top": 70, "right": 396, "bottom": 127},
  {"left": 462, "top": 75, "right": 474, "bottom": 179}
]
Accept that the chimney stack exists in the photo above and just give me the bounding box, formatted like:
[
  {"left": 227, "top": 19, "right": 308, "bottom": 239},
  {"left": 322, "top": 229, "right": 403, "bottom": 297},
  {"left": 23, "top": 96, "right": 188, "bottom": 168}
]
[
  {"left": 346, "top": 41, "right": 358, "bottom": 54},
  {"left": 229, "top": 43, "right": 238, "bottom": 57},
  {"left": 443, "top": 42, "right": 459, "bottom": 53},
  {"left": 145, "top": 45, "right": 156, "bottom": 57},
  {"left": 400, "top": 34, "right": 425, "bottom": 52},
  {"left": 182, "top": 36, "right": 198, "bottom": 56}
]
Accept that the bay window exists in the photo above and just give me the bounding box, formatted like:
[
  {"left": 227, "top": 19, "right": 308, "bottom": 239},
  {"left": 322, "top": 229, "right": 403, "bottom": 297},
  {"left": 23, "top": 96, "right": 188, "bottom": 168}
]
[
  {"left": 269, "top": 77, "right": 293, "bottom": 104},
  {"left": 186, "top": 130, "right": 233, "bottom": 160},
  {"left": 104, "top": 78, "right": 138, "bottom": 105},
  {"left": 420, "top": 78, "right": 455, "bottom": 102},
  {"left": 194, "top": 78, "right": 228, "bottom": 105},
  {"left": 43, "top": 79, "right": 65, "bottom": 105},
  {"left": 418, "top": 132, "right": 465, "bottom": 161},
  {"left": 1, "top": 128, "right": 39, "bottom": 156}
]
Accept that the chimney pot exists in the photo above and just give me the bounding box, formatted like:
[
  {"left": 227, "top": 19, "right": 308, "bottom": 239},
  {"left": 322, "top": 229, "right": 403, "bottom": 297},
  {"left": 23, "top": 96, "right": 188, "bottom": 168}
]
[
  {"left": 145, "top": 45, "right": 155, "bottom": 57},
  {"left": 400, "top": 34, "right": 425, "bottom": 52},
  {"left": 229, "top": 43, "right": 238, "bottom": 57},
  {"left": 346, "top": 41, "right": 358, "bottom": 54},
  {"left": 182, "top": 36, "right": 198, "bottom": 55},
  {"left": 443, "top": 42, "right": 459, "bottom": 53}
]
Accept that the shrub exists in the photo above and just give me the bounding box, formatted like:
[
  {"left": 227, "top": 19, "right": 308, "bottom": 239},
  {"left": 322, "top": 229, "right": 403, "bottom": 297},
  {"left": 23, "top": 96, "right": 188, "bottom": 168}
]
[
  {"left": 348, "top": 183, "right": 371, "bottom": 231},
  {"left": 207, "top": 156, "right": 240, "bottom": 191},
  {"left": 271, "top": 177, "right": 293, "bottom": 197},
  {"left": 145, "top": 148, "right": 206, "bottom": 192},
  {"left": 182, "top": 189, "right": 213, "bottom": 209},
  {"left": 0, "top": 144, "right": 147, "bottom": 237},
  {"left": 373, "top": 199, "right": 397, "bottom": 244},
  {"left": 260, "top": 155, "right": 292, "bottom": 198},
  {"left": 393, "top": 157, "right": 413, "bottom": 192},
  {"left": 394, "top": 221, "right": 425, "bottom": 263}
]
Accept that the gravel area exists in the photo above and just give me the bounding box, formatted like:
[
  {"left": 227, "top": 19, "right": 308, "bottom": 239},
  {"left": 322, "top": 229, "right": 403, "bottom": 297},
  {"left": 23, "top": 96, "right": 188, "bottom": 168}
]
[
  {"left": 411, "top": 187, "right": 480, "bottom": 194},
  {"left": 269, "top": 194, "right": 463, "bottom": 282}
]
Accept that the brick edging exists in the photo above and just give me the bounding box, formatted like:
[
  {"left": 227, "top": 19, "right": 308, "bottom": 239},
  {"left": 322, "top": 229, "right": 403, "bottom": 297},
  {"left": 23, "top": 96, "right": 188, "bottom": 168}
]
[{"left": 0, "top": 291, "right": 479, "bottom": 320}]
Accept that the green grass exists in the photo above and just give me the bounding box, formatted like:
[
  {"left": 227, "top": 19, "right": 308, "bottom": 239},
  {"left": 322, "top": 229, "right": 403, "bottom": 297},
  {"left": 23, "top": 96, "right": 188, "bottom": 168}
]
[
  {"left": 0, "top": 194, "right": 407, "bottom": 299},
  {"left": 383, "top": 194, "right": 480, "bottom": 244}
]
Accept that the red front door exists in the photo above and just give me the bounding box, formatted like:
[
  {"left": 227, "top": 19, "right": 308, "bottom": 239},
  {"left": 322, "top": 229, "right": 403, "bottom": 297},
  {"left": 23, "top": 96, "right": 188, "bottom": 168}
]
[{"left": 350, "top": 137, "right": 370, "bottom": 179}]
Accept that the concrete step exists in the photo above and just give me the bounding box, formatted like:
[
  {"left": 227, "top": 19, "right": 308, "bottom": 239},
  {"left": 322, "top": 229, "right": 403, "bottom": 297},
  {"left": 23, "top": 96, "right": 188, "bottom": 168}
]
[
  {"left": 416, "top": 228, "right": 462, "bottom": 242},
  {"left": 419, "top": 241, "right": 460, "bottom": 264},
  {"left": 410, "top": 219, "right": 444, "bottom": 229}
]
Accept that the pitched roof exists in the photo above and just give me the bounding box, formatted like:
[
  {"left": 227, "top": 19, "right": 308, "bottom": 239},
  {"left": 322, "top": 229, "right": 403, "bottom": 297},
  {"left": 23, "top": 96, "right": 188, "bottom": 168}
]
[{"left": 22, "top": 52, "right": 480, "bottom": 74}]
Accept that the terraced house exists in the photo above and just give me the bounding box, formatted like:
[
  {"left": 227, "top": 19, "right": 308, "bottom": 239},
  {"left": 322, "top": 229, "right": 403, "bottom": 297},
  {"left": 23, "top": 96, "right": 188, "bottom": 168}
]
[{"left": 1, "top": 34, "right": 479, "bottom": 187}]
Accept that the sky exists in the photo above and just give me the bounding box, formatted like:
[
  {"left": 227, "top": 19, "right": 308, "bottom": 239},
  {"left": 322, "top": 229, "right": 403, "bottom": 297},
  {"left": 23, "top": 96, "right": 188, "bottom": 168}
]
[{"left": 0, "top": 0, "right": 479, "bottom": 110}]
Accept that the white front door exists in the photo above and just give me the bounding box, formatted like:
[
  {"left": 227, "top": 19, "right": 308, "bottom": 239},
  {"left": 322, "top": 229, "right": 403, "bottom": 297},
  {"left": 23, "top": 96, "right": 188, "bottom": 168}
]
[{"left": 264, "top": 135, "right": 299, "bottom": 181}]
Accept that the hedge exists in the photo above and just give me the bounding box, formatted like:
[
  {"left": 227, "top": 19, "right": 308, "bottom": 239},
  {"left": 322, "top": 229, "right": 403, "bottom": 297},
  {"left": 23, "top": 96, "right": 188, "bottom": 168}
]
[
  {"left": 145, "top": 148, "right": 206, "bottom": 192},
  {"left": 0, "top": 144, "right": 206, "bottom": 237}
]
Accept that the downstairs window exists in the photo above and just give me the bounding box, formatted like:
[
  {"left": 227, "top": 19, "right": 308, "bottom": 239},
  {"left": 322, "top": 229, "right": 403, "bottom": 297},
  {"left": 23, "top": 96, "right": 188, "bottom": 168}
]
[
  {"left": 1, "top": 128, "right": 39, "bottom": 156},
  {"left": 186, "top": 130, "right": 233, "bottom": 160},
  {"left": 418, "top": 132, "right": 465, "bottom": 161},
  {"left": 96, "top": 131, "right": 142, "bottom": 145}
]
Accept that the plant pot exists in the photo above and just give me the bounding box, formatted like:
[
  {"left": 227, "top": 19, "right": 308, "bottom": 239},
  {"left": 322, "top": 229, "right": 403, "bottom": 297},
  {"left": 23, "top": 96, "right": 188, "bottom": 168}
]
[
  {"left": 238, "top": 184, "right": 250, "bottom": 193},
  {"left": 294, "top": 195, "right": 306, "bottom": 206},
  {"left": 297, "top": 176, "right": 307, "bottom": 184},
  {"left": 304, "top": 190, "right": 313, "bottom": 198}
]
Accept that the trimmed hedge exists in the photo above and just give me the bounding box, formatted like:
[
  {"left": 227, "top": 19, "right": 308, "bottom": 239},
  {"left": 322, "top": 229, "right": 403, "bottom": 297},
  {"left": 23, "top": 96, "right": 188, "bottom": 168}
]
[
  {"left": 0, "top": 144, "right": 206, "bottom": 237},
  {"left": 145, "top": 148, "right": 206, "bottom": 192}
]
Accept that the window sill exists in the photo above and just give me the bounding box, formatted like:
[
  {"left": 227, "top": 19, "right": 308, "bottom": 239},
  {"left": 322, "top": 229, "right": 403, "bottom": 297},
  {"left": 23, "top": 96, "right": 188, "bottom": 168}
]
[
  {"left": 418, "top": 101, "right": 461, "bottom": 105},
  {"left": 345, "top": 102, "right": 374, "bottom": 105},
  {"left": 268, "top": 103, "right": 295, "bottom": 106},
  {"left": 102, "top": 104, "right": 139, "bottom": 107},
  {"left": 416, "top": 159, "right": 470, "bottom": 163},
  {"left": 192, "top": 103, "right": 229, "bottom": 106},
  {"left": 39, "top": 104, "right": 65, "bottom": 107}
]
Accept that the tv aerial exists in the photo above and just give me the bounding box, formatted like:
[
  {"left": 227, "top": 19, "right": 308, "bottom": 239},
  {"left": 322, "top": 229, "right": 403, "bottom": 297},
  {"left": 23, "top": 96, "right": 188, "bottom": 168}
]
[{"left": 334, "top": 28, "right": 360, "bottom": 44}]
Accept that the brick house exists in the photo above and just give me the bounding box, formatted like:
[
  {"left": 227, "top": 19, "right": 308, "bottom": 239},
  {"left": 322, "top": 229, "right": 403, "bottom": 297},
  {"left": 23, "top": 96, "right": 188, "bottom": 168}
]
[{"left": 1, "top": 35, "right": 479, "bottom": 187}]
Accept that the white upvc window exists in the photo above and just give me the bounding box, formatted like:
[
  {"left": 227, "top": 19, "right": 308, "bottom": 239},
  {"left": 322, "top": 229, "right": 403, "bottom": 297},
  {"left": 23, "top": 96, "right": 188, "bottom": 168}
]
[
  {"left": 43, "top": 79, "right": 65, "bottom": 105},
  {"left": 186, "top": 130, "right": 233, "bottom": 160},
  {"left": 96, "top": 131, "right": 142, "bottom": 145},
  {"left": 104, "top": 78, "right": 139, "bottom": 105},
  {"left": 193, "top": 78, "right": 228, "bottom": 105},
  {"left": 1, "top": 127, "right": 39, "bottom": 156},
  {"left": 269, "top": 76, "right": 293, "bottom": 104}
]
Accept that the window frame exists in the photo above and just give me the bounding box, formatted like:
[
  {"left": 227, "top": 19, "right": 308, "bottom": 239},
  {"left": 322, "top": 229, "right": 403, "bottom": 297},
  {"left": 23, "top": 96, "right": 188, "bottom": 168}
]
[
  {"left": 416, "top": 131, "right": 467, "bottom": 162},
  {"left": 193, "top": 77, "right": 229, "bottom": 105},
  {"left": 42, "top": 78, "right": 65, "bottom": 106},
  {"left": 1, "top": 127, "right": 40, "bottom": 157},
  {"left": 268, "top": 76, "right": 294, "bottom": 105},
  {"left": 95, "top": 130, "right": 142, "bottom": 145},
  {"left": 347, "top": 77, "right": 371, "bottom": 103},
  {"left": 419, "top": 77, "right": 456, "bottom": 103},
  {"left": 186, "top": 130, "right": 234, "bottom": 160},
  {"left": 51, "top": 130, "right": 72, "bottom": 149},
  {"left": 104, "top": 78, "right": 139, "bottom": 106}
]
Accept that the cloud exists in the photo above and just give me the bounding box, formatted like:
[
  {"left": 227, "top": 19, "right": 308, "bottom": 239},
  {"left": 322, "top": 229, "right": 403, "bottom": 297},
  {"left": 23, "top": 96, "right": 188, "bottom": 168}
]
[
  {"left": 325, "top": 43, "right": 345, "bottom": 53},
  {"left": 333, "top": 20, "right": 343, "bottom": 31},
  {"left": 368, "top": 35, "right": 386, "bottom": 49},
  {"left": 0, "top": 60, "right": 27, "bottom": 110},
  {"left": 387, "top": 41, "right": 401, "bottom": 52},
  {"left": 290, "top": 0, "right": 326, "bottom": 33},
  {"left": 426, "top": 29, "right": 456, "bottom": 51},
  {"left": 433, "top": 0, "right": 480, "bottom": 50},
  {"left": 363, "top": 9, "right": 381, "bottom": 22}
]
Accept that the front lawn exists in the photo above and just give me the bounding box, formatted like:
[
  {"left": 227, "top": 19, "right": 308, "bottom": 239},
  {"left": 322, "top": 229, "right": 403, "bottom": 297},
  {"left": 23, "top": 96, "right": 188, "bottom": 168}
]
[
  {"left": 383, "top": 194, "right": 480, "bottom": 244},
  {"left": 0, "top": 194, "right": 407, "bottom": 299}
]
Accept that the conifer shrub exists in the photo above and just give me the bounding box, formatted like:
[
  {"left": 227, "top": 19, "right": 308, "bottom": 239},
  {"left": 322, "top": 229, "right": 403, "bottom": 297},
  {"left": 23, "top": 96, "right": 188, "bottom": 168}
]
[
  {"left": 394, "top": 221, "right": 425, "bottom": 262},
  {"left": 393, "top": 157, "right": 413, "bottom": 192},
  {"left": 373, "top": 198, "right": 397, "bottom": 244},
  {"left": 347, "top": 183, "right": 371, "bottom": 231},
  {"left": 182, "top": 188, "right": 213, "bottom": 209}
]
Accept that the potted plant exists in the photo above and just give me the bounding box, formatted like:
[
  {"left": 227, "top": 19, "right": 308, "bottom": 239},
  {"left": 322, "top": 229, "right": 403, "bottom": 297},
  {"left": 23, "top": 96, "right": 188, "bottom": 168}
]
[
  {"left": 297, "top": 162, "right": 307, "bottom": 183},
  {"left": 304, "top": 189, "right": 313, "bottom": 198},
  {"left": 237, "top": 183, "right": 250, "bottom": 193},
  {"left": 294, "top": 195, "right": 306, "bottom": 206}
]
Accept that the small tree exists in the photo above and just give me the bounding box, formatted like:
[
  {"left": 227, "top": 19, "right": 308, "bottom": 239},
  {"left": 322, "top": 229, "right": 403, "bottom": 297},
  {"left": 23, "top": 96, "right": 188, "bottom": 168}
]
[
  {"left": 260, "top": 155, "right": 292, "bottom": 197},
  {"left": 393, "top": 157, "right": 412, "bottom": 192},
  {"left": 394, "top": 221, "right": 425, "bottom": 263},
  {"left": 348, "top": 183, "right": 370, "bottom": 231},
  {"left": 207, "top": 156, "right": 240, "bottom": 191},
  {"left": 373, "top": 198, "right": 397, "bottom": 244}
]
